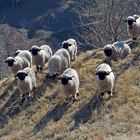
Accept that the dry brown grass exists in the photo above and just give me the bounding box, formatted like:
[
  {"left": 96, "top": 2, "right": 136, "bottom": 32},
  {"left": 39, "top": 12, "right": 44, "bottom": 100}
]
[{"left": 0, "top": 46, "right": 140, "bottom": 140}]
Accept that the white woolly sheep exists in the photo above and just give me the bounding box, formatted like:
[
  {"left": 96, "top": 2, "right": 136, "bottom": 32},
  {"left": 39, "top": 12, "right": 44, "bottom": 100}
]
[
  {"left": 16, "top": 67, "right": 36, "bottom": 99},
  {"left": 125, "top": 15, "right": 140, "bottom": 41},
  {"left": 29, "top": 45, "right": 52, "bottom": 71},
  {"left": 103, "top": 41, "right": 131, "bottom": 65},
  {"left": 59, "top": 68, "right": 79, "bottom": 100},
  {"left": 95, "top": 63, "right": 115, "bottom": 97},
  {"left": 47, "top": 48, "right": 70, "bottom": 79},
  {"left": 61, "top": 38, "right": 77, "bottom": 61},
  {"left": 5, "top": 55, "right": 30, "bottom": 76},
  {"left": 14, "top": 49, "right": 32, "bottom": 67}
]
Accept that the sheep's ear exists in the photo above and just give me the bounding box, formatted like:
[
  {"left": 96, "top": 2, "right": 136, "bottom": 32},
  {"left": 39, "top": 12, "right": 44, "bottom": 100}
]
[
  {"left": 68, "top": 76, "right": 74, "bottom": 80},
  {"left": 29, "top": 49, "right": 32, "bottom": 52},
  {"left": 45, "top": 73, "right": 49, "bottom": 78},
  {"left": 14, "top": 52, "right": 17, "bottom": 56},
  {"left": 59, "top": 43, "right": 62, "bottom": 46},
  {"left": 14, "top": 52, "right": 19, "bottom": 56},
  {"left": 38, "top": 48, "right": 41, "bottom": 51},
  {"left": 15, "top": 73, "right": 19, "bottom": 77},
  {"left": 55, "top": 73, "right": 59, "bottom": 77},
  {"left": 58, "top": 77, "right": 61, "bottom": 80},
  {"left": 125, "top": 19, "right": 127, "bottom": 22},
  {"left": 106, "top": 71, "right": 111, "bottom": 75},
  {"left": 5, "top": 60, "right": 8, "bottom": 63},
  {"left": 68, "top": 77, "right": 72, "bottom": 80},
  {"left": 134, "top": 19, "right": 136, "bottom": 22}
]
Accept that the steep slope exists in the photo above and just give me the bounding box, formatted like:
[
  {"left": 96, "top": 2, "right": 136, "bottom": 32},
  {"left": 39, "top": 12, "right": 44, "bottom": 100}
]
[
  {"left": 0, "top": 0, "right": 80, "bottom": 39},
  {"left": 0, "top": 45, "right": 140, "bottom": 140}
]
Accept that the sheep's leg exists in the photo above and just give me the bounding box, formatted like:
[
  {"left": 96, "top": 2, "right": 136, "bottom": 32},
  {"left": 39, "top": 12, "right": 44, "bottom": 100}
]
[
  {"left": 73, "top": 54, "right": 76, "bottom": 61},
  {"left": 36, "top": 66, "right": 40, "bottom": 71},
  {"left": 107, "top": 91, "right": 113, "bottom": 97},
  {"left": 71, "top": 54, "right": 74, "bottom": 61},
  {"left": 40, "top": 67, "right": 43, "bottom": 71},
  {"left": 74, "top": 50, "right": 77, "bottom": 60}
]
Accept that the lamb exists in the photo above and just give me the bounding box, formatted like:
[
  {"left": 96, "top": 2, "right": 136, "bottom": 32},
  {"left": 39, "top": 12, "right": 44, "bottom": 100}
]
[
  {"left": 95, "top": 63, "right": 115, "bottom": 97},
  {"left": 47, "top": 48, "right": 70, "bottom": 79},
  {"left": 58, "top": 68, "right": 79, "bottom": 100},
  {"left": 61, "top": 38, "right": 77, "bottom": 61},
  {"left": 14, "top": 49, "right": 32, "bottom": 67},
  {"left": 29, "top": 45, "right": 52, "bottom": 71},
  {"left": 5, "top": 55, "right": 30, "bottom": 77},
  {"left": 103, "top": 41, "right": 131, "bottom": 65},
  {"left": 16, "top": 67, "right": 36, "bottom": 100},
  {"left": 125, "top": 15, "right": 140, "bottom": 41}
]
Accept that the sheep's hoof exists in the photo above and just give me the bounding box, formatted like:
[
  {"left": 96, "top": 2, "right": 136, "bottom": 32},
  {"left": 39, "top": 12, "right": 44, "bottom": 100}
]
[
  {"left": 26, "top": 93, "right": 30, "bottom": 97},
  {"left": 32, "top": 87, "right": 36, "bottom": 91},
  {"left": 72, "top": 95, "right": 78, "bottom": 102},
  {"left": 76, "top": 92, "right": 79, "bottom": 97},
  {"left": 73, "top": 98, "right": 77, "bottom": 102},
  {"left": 110, "top": 94, "right": 114, "bottom": 98},
  {"left": 21, "top": 94, "right": 26, "bottom": 102},
  {"left": 100, "top": 92, "right": 104, "bottom": 97},
  {"left": 107, "top": 91, "right": 114, "bottom": 98},
  {"left": 66, "top": 97, "right": 69, "bottom": 101},
  {"left": 65, "top": 97, "right": 70, "bottom": 103}
]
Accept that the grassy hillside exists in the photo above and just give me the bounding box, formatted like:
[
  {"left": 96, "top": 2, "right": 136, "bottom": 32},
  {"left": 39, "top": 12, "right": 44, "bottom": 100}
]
[{"left": 0, "top": 44, "right": 140, "bottom": 140}]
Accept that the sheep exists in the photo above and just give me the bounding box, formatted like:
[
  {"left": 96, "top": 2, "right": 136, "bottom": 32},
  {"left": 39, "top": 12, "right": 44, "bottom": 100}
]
[
  {"left": 58, "top": 68, "right": 79, "bottom": 100},
  {"left": 29, "top": 45, "right": 52, "bottom": 71},
  {"left": 61, "top": 38, "right": 77, "bottom": 61},
  {"left": 95, "top": 63, "right": 115, "bottom": 97},
  {"left": 14, "top": 49, "right": 32, "bottom": 67},
  {"left": 47, "top": 48, "right": 70, "bottom": 80},
  {"left": 16, "top": 67, "right": 36, "bottom": 100},
  {"left": 5, "top": 55, "right": 30, "bottom": 77},
  {"left": 103, "top": 41, "right": 131, "bottom": 65},
  {"left": 125, "top": 15, "right": 140, "bottom": 41}
]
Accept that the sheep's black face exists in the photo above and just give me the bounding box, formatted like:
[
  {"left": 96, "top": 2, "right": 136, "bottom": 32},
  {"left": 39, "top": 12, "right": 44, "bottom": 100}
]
[
  {"left": 127, "top": 19, "right": 134, "bottom": 27},
  {"left": 97, "top": 71, "right": 108, "bottom": 80},
  {"left": 31, "top": 48, "right": 39, "bottom": 55},
  {"left": 48, "top": 73, "right": 59, "bottom": 82},
  {"left": 16, "top": 72, "right": 28, "bottom": 81},
  {"left": 6, "top": 59, "right": 15, "bottom": 67},
  {"left": 61, "top": 77, "right": 69, "bottom": 85},
  {"left": 62, "top": 42, "right": 69, "bottom": 49},
  {"left": 104, "top": 48, "right": 112, "bottom": 57}
]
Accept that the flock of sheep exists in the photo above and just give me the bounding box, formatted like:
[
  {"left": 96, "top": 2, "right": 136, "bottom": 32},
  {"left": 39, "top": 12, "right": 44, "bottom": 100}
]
[{"left": 4, "top": 14, "right": 140, "bottom": 101}]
